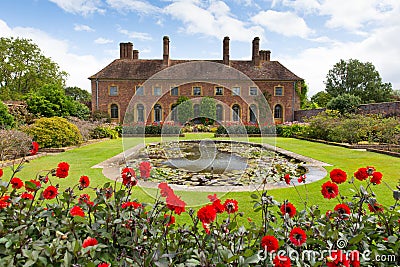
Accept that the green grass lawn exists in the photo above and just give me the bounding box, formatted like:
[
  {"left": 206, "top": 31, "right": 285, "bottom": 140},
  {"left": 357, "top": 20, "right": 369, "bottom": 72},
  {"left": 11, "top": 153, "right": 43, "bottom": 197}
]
[{"left": 2, "top": 133, "right": 399, "bottom": 224}]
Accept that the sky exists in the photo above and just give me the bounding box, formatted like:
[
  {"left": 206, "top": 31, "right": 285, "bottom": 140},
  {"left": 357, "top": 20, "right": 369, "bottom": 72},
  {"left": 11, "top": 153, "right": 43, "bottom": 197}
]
[{"left": 0, "top": 0, "right": 399, "bottom": 97}]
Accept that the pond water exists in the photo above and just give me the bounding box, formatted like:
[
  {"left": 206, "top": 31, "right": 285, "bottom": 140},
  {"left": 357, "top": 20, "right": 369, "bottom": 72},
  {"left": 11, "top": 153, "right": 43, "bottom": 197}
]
[{"left": 127, "top": 140, "right": 304, "bottom": 187}]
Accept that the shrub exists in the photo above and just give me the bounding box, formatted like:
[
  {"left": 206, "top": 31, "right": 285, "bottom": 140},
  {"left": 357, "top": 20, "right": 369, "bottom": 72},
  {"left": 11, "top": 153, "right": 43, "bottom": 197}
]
[
  {"left": 0, "top": 129, "right": 31, "bottom": 160},
  {"left": 90, "top": 125, "right": 119, "bottom": 139},
  {"left": 91, "top": 110, "right": 111, "bottom": 123},
  {"left": 326, "top": 93, "right": 361, "bottom": 114},
  {"left": 23, "top": 117, "right": 82, "bottom": 148},
  {"left": 0, "top": 101, "right": 14, "bottom": 129},
  {"left": 68, "top": 117, "right": 97, "bottom": 141}
]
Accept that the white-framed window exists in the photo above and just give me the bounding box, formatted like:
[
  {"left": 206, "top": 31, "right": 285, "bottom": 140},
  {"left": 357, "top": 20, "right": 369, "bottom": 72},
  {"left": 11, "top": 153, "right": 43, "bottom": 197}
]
[
  {"left": 193, "top": 86, "right": 201, "bottom": 96},
  {"left": 232, "top": 87, "right": 240, "bottom": 96},
  {"left": 109, "top": 86, "right": 118, "bottom": 96},
  {"left": 153, "top": 87, "right": 162, "bottom": 96},
  {"left": 135, "top": 85, "right": 144, "bottom": 95},
  {"left": 249, "top": 87, "right": 258, "bottom": 96},
  {"left": 275, "top": 86, "right": 284, "bottom": 96},
  {"left": 215, "top": 86, "right": 223, "bottom": 96},
  {"left": 171, "top": 86, "right": 179, "bottom": 96}
]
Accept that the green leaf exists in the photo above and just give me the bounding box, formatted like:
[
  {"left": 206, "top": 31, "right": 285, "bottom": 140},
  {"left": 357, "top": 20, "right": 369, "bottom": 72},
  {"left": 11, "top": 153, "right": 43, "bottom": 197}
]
[
  {"left": 250, "top": 194, "right": 258, "bottom": 199},
  {"left": 243, "top": 253, "right": 260, "bottom": 264},
  {"left": 349, "top": 233, "right": 364, "bottom": 245}
]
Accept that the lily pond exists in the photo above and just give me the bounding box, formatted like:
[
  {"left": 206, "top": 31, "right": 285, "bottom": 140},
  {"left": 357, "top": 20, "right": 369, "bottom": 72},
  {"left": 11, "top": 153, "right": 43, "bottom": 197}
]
[{"left": 127, "top": 140, "right": 305, "bottom": 187}]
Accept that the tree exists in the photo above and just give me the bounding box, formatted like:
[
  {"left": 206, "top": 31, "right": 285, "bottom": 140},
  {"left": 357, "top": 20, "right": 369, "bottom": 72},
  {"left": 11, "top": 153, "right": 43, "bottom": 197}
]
[
  {"left": 325, "top": 59, "right": 393, "bottom": 103},
  {"left": 176, "top": 96, "right": 194, "bottom": 124},
  {"left": 64, "top": 86, "right": 91, "bottom": 103},
  {"left": 0, "top": 37, "right": 67, "bottom": 100},
  {"left": 311, "top": 91, "right": 332, "bottom": 107},
  {"left": 199, "top": 97, "right": 216, "bottom": 124},
  {"left": 297, "top": 81, "right": 309, "bottom": 109},
  {"left": 25, "top": 84, "right": 90, "bottom": 119},
  {"left": 326, "top": 93, "right": 361, "bottom": 115}
]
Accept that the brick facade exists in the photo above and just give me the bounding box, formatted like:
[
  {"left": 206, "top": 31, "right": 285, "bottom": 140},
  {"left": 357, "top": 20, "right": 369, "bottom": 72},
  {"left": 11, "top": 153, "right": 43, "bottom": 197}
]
[{"left": 89, "top": 36, "right": 303, "bottom": 124}]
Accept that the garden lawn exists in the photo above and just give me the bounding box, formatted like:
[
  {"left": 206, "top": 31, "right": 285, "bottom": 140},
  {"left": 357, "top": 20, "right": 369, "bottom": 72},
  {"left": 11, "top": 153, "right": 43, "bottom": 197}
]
[{"left": 2, "top": 133, "right": 399, "bottom": 225}]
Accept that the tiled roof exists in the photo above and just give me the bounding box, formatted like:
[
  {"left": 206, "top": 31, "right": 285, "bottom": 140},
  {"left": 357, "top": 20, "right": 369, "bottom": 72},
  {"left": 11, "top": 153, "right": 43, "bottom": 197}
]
[{"left": 89, "top": 59, "right": 303, "bottom": 81}]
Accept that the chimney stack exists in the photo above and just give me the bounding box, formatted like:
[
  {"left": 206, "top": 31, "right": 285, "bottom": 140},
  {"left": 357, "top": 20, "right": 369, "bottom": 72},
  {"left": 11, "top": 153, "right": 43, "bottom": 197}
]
[
  {"left": 163, "top": 36, "right": 170, "bottom": 67},
  {"left": 120, "top": 42, "right": 133, "bottom": 59},
  {"left": 223, "top": 36, "right": 230, "bottom": 65},
  {"left": 259, "top": 50, "right": 266, "bottom": 61},
  {"left": 265, "top": 50, "right": 271, "bottom": 61},
  {"left": 252, "top": 37, "right": 260, "bottom": 66},
  {"left": 133, "top": 49, "right": 139, "bottom": 60}
]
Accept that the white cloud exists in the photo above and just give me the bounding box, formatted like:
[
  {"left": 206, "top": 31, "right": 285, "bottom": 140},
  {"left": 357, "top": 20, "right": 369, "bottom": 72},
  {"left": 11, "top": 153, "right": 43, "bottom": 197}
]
[
  {"left": 106, "top": 0, "right": 161, "bottom": 14},
  {"left": 74, "top": 24, "right": 95, "bottom": 32},
  {"left": 48, "top": 0, "right": 105, "bottom": 15},
  {"left": 118, "top": 28, "right": 152, "bottom": 41},
  {"left": 94, "top": 37, "right": 114, "bottom": 44},
  {"left": 0, "top": 19, "right": 111, "bottom": 91},
  {"left": 252, "top": 10, "right": 313, "bottom": 38},
  {"left": 164, "top": 0, "right": 264, "bottom": 42}
]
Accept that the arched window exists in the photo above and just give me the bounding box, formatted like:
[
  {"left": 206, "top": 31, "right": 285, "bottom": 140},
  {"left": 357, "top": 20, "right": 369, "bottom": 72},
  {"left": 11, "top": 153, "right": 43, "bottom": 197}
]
[
  {"left": 154, "top": 104, "right": 162, "bottom": 122},
  {"left": 249, "top": 104, "right": 257, "bottom": 123},
  {"left": 232, "top": 104, "right": 240, "bottom": 121},
  {"left": 274, "top": 104, "right": 283, "bottom": 119},
  {"left": 216, "top": 104, "right": 223, "bottom": 121},
  {"left": 137, "top": 104, "right": 144, "bottom": 122},
  {"left": 171, "top": 104, "right": 178, "bottom": 122},
  {"left": 110, "top": 104, "right": 119, "bottom": 119},
  {"left": 193, "top": 104, "right": 200, "bottom": 118}
]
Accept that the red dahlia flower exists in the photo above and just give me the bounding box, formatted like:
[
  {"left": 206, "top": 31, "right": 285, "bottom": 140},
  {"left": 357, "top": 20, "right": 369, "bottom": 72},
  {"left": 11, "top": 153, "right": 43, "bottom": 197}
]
[
  {"left": 349, "top": 250, "right": 360, "bottom": 267},
  {"left": 284, "top": 173, "right": 291, "bottom": 185},
  {"left": 207, "top": 194, "right": 225, "bottom": 213},
  {"left": 79, "top": 175, "right": 90, "bottom": 189},
  {"left": 223, "top": 199, "right": 239, "bottom": 213},
  {"left": 370, "top": 171, "right": 382, "bottom": 185},
  {"left": 43, "top": 185, "right": 58, "bottom": 199},
  {"left": 30, "top": 141, "right": 39, "bottom": 156},
  {"left": 326, "top": 250, "right": 350, "bottom": 267},
  {"left": 139, "top": 161, "right": 151, "bottom": 179},
  {"left": 70, "top": 206, "right": 85, "bottom": 217},
  {"left": 10, "top": 177, "right": 24, "bottom": 189},
  {"left": 0, "top": 196, "right": 10, "bottom": 209},
  {"left": 273, "top": 255, "right": 291, "bottom": 267},
  {"left": 261, "top": 235, "right": 279, "bottom": 252},
  {"left": 0, "top": 168, "right": 3, "bottom": 178},
  {"left": 104, "top": 187, "right": 113, "bottom": 199},
  {"left": 321, "top": 181, "right": 339, "bottom": 199},
  {"left": 121, "top": 201, "right": 142, "bottom": 209},
  {"left": 164, "top": 214, "right": 175, "bottom": 226},
  {"left": 289, "top": 227, "right": 307, "bottom": 246},
  {"left": 21, "top": 192, "right": 34, "bottom": 200},
  {"left": 166, "top": 194, "right": 186, "bottom": 215},
  {"left": 98, "top": 263, "right": 110, "bottom": 267},
  {"left": 197, "top": 204, "right": 217, "bottom": 224},
  {"left": 330, "top": 169, "right": 347, "bottom": 184},
  {"left": 78, "top": 194, "right": 91, "bottom": 204},
  {"left": 56, "top": 162, "right": 70, "bottom": 178},
  {"left": 158, "top": 182, "right": 173, "bottom": 197},
  {"left": 334, "top": 203, "right": 351, "bottom": 220},
  {"left": 297, "top": 175, "right": 306, "bottom": 183},
  {"left": 25, "top": 179, "right": 41, "bottom": 192},
  {"left": 121, "top": 167, "right": 137, "bottom": 187},
  {"left": 354, "top": 167, "right": 368, "bottom": 181},
  {"left": 368, "top": 203, "right": 384, "bottom": 213},
  {"left": 280, "top": 202, "right": 297, "bottom": 218},
  {"left": 82, "top": 236, "right": 98, "bottom": 248}
]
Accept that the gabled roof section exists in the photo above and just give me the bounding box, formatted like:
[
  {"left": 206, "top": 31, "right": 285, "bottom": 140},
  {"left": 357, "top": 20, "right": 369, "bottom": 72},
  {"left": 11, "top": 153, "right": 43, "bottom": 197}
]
[{"left": 89, "top": 59, "right": 303, "bottom": 81}]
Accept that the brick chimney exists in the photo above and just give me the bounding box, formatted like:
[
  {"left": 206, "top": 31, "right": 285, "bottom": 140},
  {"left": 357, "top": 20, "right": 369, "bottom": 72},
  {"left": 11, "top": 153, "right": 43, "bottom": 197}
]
[
  {"left": 252, "top": 37, "right": 260, "bottom": 66},
  {"left": 223, "top": 36, "right": 230, "bottom": 65},
  {"left": 120, "top": 42, "right": 133, "bottom": 59},
  {"left": 260, "top": 50, "right": 266, "bottom": 61},
  {"left": 266, "top": 50, "right": 271, "bottom": 61},
  {"left": 163, "top": 36, "right": 170, "bottom": 66},
  {"left": 133, "top": 49, "right": 139, "bottom": 60}
]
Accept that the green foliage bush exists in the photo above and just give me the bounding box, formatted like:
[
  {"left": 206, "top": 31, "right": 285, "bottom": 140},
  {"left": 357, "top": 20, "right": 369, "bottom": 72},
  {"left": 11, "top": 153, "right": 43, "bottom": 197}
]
[
  {"left": 23, "top": 117, "right": 82, "bottom": 148},
  {"left": 0, "top": 102, "right": 14, "bottom": 128},
  {"left": 216, "top": 125, "right": 276, "bottom": 135},
  {"left": 326, "top": 93, "right": 361, "bottom": 114},
  {"left": 90, "top": 125, "right": 119, "bottom": 139},
  {"left": 301, "top": 112, "right": 400, "bottom": 144}
]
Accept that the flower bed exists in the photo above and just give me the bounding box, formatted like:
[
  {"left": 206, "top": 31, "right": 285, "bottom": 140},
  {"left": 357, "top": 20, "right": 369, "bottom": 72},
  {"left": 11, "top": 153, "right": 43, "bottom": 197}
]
[{"left": 0, "top": 157, "right": 399, "bottom": 266}]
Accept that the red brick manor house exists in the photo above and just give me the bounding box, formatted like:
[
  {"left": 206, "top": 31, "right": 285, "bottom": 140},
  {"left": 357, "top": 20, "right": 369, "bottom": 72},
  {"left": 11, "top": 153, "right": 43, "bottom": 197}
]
[{"left": 89, "top": 36, "right": 303, "bottom": 125}]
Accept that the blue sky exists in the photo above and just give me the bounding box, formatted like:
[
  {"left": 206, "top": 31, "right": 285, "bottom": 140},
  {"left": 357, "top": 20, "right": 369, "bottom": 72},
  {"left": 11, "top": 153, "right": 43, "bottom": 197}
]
[{"left": 0, "top": 0, "right": 399, "bottom": 96}]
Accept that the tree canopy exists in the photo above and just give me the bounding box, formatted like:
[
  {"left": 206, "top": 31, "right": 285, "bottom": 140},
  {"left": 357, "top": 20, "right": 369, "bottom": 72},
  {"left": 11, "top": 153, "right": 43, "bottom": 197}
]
[
  {"left": 0, "top": 37, "right": 67, "bottom": 100},
  {"left": 324, "top": 59, "right": 393, "bottom": 103},
  {"left": 64, "top": 86, "right": 91, "bottom": 104}
]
